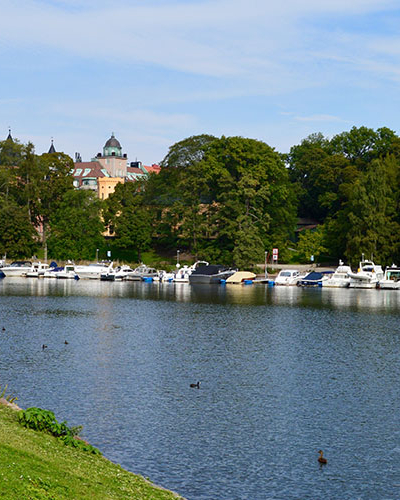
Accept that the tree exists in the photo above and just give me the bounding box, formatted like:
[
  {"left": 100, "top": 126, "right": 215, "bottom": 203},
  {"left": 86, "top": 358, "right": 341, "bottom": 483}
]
[
  {"left": 0, "top": 196, "right": 39, "bottom": 258},
  {"left": 47, "top": 190, "right": 103, "bottom": 261},
  {"left": 296, "top": 227, "right": 327, "bottom": 263},
  {"left": 104, "top": 182, "right": 153, "bottom": 262},
  {"left": 341, "top": 159, "right": 400, "bottom": 266},
  {"left": 206, "top": 136, "right": 297, "bottom": 266}
]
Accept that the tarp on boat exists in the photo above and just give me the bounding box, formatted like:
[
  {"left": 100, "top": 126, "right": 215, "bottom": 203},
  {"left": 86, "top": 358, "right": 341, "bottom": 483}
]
[{"left": 226, "top": 271, "right": 256, "bottom": 284}]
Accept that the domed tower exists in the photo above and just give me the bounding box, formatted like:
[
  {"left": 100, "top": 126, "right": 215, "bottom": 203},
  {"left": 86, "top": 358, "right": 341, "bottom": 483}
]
[
  {"left": 93, "top": 133, "right": 128, "bottom": 178},
  {"left": 103, "top": 133, "right": 122, "bottom": 157}
]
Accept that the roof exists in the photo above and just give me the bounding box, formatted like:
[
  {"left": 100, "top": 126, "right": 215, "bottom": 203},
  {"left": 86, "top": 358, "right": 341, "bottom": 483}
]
[
  {"left": 104, "top": 133, "right": 121, "bottom": 149},
  {"left": 126, "top": 165, "right": 148, "bottom": 182},
  {"left": 143, "top": 164, "right": 161, "bottom": 174},
  {"left": 48, "top": 140, "right": 56, "bottom": 154},
  {"left": 72, "top": 162, "right": 109, "bottom": 178}
]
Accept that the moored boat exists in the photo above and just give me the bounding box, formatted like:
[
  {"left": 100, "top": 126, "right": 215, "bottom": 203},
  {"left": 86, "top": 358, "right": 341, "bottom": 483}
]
[
  {"left": 1, "top": 261, "right": 32, "bottom": 277},
  {"left": 347, "top": 259, "right": 384, "bottom": 289},
  {"left": 377, "top": 265, "right": 400, "bottom": 290},
  {"left": 274, "top": 269, "right": 306, "bottom": 286},
  {"left": 297, "top": 271, "right": 331, "bottom": 287},
  {"left": 173, "top": 261, "right": 209, "bottom": 283},
  {"left": 25, "top": 262, "right": 50, "bottom": 278},
  {"left": 74, "top": 262, "right": 113, "bottom": 280},
  {"left": 55, "top": 264, "right": 79, "bottom": 279},
  {"left": 188, "top": 264, "right": 236, "bottom": 284},
  {"left": 322, "top": 261, "right": 352, "bottom": 288},
  {"left": 125, "top": 264, "right": 159, "bottom": 281},
  {"left": 225, "top": 271, "right": 256, "bottom": 284}
]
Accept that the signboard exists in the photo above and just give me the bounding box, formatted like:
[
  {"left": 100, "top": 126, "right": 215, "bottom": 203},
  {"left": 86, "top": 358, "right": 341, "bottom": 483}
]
[{"left": 272, "top": 248, "right": 278, "bottom": 261}]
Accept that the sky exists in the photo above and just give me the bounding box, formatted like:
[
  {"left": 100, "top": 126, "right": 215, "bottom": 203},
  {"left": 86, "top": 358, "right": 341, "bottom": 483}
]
[{"left": 1, "top": 0, "right": 400, "bottom": 165}]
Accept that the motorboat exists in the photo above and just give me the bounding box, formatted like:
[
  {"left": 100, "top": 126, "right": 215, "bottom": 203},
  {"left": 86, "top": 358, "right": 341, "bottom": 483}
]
[
  {"left": 100, "top": 265, "right": 135, "bottom": 281},
  {"left": 188, "top": 264, "right": 236, "bottom": 284},
  {"left": 274, "top": 269, "right": 305, "bottom": 286},
  {"left": 1, "top": 261, "right": 32, "bottom": 277},
  {"left": 74, "top": 262, "right": 113, "bottom": 279},
  {"left": 125, "top": 264, "right": 159, "bottom": 281},
  {"left": 297, "top": 271, "right": 331, "bottom": 287},
  {"left": 25, "top": 262, "right": 50, "bottom": 278},
  {"left": 173, "top": 261, "right": 209, "bottom": 283},
  {"left": 43, "top": 262, "right": 63, "bottom": 278},
  {"left": 153, "top": 270, "right": 175, "bottom": 282},
  {"left": 225, "top": 271, "right": 256, "bottom": 284},
  {"left": 347, "top": 259, "right": 384, "bottom": 289},
  {"left": 55, "top": 264, "right": 79, "bottom": 280},
  {"left": 322, "top": 261, "right": 352, "bottom": 288},
  {"left": 377, "top": 265, "right": 400, "bottom": 290}
]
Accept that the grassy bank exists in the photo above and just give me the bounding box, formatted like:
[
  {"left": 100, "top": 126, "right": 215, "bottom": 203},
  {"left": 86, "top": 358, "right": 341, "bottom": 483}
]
[{"left": 0, "top": 404, "right": 184, "bottom": 500}]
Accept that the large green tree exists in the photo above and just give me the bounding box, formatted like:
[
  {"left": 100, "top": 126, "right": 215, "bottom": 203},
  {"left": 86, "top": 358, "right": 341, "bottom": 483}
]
[
  {"left": 0, "top": 196, "right": 39, "bottom": 259},
  {"left": 104, "top": 182, "right": 152, "bottom": 261},
  {"left": 47, "top": 190, "right": 104, "bottom": 261},
  {"left": 146, "top": 135, "right": 297, "bottom": 267}
]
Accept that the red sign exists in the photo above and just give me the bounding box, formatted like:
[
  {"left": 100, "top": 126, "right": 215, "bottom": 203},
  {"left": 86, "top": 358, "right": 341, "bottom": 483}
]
[{"left": 272, "top": 248, "right": 278, "bottom": 261}]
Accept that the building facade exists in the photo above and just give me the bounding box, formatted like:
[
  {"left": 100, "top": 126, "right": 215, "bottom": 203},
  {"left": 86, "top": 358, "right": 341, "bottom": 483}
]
[{"left": 71, "top": 133, "right": 160, "bottom": 199}]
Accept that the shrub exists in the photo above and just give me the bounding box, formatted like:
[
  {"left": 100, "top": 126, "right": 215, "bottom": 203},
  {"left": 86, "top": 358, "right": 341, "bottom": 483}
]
[{"left": 18, "top": 407, "right": 101, "bottom": 455}]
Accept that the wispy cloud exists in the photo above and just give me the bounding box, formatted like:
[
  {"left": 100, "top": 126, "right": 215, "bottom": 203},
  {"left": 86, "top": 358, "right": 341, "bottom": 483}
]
[{"left": 1, "top": 0, "right": 400, "bottom": 161}]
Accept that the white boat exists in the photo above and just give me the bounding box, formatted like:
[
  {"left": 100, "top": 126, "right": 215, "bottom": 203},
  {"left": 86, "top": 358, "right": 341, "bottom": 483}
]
[
  {"left": 74, "top": 262, "right": 113, "bottom": 279},
  {"left": 173, "top": 261, "right": 209, "bottom": 283},
  {"left": 153, "top": 270, "right": 175, "bottom": 282},
  {"left": 322, "top": 261, "right": 352, "bottom": 288},
  {"left": 1, "top": 261, "right": 32, "bottom": 277},
  {"left": 125, "top": 264, "right": 159, "bottom": 281},
  {"left": 274, "top": 269, "right": 305, "bottom": 286},
  {"left": 378, "top": 265, "right": 400, "bottom": 290},
  {"left": 100, "top": 265, "right": 136, "bottom": 281},
  {"left": 347, "top": 259, "right": 384, "bottom": 289},
  {"left": 55, "top": 264, "right": 79, "bottom": 280},
  {"left": 25, "top": 262, "right": 50, "bottom": 278}
]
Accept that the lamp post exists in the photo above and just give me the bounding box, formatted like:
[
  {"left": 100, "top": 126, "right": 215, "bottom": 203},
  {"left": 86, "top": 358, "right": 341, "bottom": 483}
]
[
  {"left": 176, "top": 249, "right": 180, "bottom": 268},
  {"left": 96, "top": 248, "right": 99, "bottom": 262},
  {"left": 264, "top": 251, "right": 268, "bottom": 279}
]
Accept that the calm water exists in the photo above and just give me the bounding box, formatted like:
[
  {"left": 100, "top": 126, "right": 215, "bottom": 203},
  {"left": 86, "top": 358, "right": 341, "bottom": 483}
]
[{"left": 1, "top": 278, "right": 400, "bottom": 499}]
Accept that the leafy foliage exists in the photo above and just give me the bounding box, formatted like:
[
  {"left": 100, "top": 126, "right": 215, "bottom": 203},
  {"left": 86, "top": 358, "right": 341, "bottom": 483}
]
[
  {"left": 18, "top": 407, "right": 100, "bottom": 454},
  {"left": 146, "top": 135, "right": 297, "bottom": 266},
  {"left": 47, "top": 190, "right": 104, "bottom": 260}
]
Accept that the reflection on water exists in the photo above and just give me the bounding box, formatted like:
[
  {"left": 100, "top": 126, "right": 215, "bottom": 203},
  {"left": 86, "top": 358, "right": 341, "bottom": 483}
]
[
  {"left": 1, "top": 278, "right": 400, "bottom": 500},
  {"left": 2, "top": 278, "right": 400, "bottom": 311}
]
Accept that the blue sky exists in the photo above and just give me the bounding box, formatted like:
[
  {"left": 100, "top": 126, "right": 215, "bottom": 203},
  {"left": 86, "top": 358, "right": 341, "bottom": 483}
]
[{"left": 1, "top": 0, "right": 400, "bottom": 165}]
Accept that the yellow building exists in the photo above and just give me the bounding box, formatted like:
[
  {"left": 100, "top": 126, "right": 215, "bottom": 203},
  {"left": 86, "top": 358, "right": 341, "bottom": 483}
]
[{"left": 98, "top": 176, "right": 125, "bottom": 200}]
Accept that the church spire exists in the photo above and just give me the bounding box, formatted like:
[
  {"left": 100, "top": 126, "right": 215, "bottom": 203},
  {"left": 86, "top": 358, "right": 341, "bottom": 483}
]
[
  {"left": 48, "top": 138, "right": 56, "bottom": 154},
  {"left": 6, "top": 127, "right": 13, "bottom": 142}
]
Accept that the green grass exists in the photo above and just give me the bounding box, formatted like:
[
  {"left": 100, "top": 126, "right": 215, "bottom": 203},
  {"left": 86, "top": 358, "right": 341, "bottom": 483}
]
[{"left": 0, "top": 405, "right": 184, "bottom": 500}]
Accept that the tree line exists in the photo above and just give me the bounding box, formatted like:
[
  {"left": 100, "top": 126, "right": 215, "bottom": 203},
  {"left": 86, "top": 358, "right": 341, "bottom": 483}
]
[{"left": 1, "top": 127, "right": 400, "bottom": 267}]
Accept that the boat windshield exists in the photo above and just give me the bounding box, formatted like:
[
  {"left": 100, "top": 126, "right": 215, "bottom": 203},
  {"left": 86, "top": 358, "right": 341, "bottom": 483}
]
[{"left": 280, "top": 271, "right": 292, "bottom": 277}]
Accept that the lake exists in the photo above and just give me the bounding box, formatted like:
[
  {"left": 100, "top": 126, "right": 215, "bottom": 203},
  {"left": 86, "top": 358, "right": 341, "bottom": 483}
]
[{"left": 1, "top": 278, "right": 400, "bottom": 499}]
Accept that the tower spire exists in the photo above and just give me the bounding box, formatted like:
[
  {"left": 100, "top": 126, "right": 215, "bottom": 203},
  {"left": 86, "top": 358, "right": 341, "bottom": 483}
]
[{"left": 48, "top": 137, "right": 56, "bottom": 154}]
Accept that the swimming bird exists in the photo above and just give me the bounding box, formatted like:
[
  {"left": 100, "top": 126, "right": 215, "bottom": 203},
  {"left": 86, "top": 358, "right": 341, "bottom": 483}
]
[
  {"left": 42, "top": 344, "right": 48, "bottom": 351},
  {"left": 190, "top": 381, "right": 201, "bottom": 388},
  {"left": 64, "top": 340, "right": 69, "bottom": 345},
  {"left": 318, "top": 450, "right": 327, "bottom": 465},
  {"left": 1, "top": 327, "right": 5, "bottom": 331}
]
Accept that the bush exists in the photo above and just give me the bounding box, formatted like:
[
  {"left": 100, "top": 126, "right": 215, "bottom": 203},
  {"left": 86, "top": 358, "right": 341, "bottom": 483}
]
[{"left": 18, "top": 407, "right": 101, "bottom": 455}]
